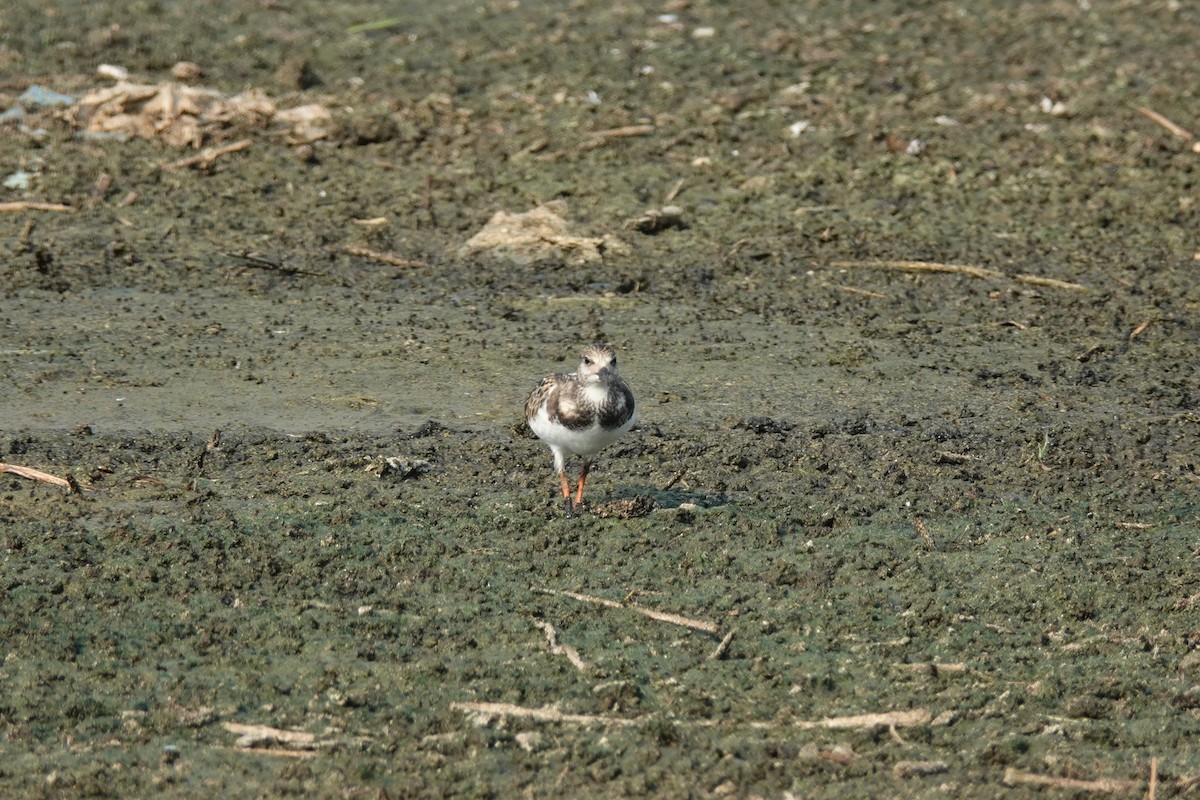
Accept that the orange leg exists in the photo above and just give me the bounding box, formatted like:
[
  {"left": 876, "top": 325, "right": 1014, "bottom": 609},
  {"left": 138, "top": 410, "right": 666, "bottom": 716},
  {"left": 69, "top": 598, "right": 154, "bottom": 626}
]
[
  {"left": 558, "top": 470, "right": 571, "bottom": 499},
  {"left": 573, "top": 460, "right": 592, "bottom": 508}
]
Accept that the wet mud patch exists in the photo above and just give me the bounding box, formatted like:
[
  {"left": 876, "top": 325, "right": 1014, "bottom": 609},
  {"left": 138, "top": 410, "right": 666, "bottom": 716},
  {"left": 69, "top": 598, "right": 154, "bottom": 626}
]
[{"left": 3, "top": 421, "right": 1199, "bottom": 797}]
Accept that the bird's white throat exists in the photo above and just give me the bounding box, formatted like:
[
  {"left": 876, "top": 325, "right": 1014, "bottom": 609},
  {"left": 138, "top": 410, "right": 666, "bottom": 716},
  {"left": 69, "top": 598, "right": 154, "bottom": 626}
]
[{"left": 581, "top": 381, "right": 611, "bottom": 405}]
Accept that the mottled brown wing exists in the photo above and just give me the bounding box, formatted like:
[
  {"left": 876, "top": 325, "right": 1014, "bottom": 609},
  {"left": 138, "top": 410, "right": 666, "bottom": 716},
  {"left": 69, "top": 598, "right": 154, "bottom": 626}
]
[{"left": 524, "top": 374, "right": 558, "bottom": 421}]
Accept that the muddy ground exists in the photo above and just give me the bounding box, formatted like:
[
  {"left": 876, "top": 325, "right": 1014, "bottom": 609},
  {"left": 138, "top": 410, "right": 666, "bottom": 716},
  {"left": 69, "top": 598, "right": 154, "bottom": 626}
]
[{"left": 2, "top": 1, "right": 1199, "bottom": 797}]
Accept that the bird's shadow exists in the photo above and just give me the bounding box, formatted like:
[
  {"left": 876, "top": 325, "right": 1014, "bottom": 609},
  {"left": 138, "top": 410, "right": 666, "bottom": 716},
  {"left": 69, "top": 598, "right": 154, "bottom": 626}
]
[{"left": 611, "top": 486, "right": 731, "bottom": 509}]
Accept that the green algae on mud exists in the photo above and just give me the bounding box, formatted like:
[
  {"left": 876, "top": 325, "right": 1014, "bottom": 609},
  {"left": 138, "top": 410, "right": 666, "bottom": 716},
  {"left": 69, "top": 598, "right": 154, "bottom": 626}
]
[
  {"left": 3, "top": 0, "right": 1200, "bottom": 796},
  {"left": 3, "top": 421, "right": 1198, "bottom": 797}
]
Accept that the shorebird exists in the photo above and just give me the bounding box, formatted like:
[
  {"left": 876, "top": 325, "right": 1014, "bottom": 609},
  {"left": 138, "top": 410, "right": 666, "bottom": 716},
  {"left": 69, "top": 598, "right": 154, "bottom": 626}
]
[{"left": 525, "top": 344, "right": 636, "bottom": 514}]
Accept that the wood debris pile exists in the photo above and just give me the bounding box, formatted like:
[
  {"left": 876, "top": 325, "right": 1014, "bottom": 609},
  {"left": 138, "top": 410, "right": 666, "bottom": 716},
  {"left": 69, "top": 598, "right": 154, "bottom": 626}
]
[{"left": 63, "top": 81, "right": 333, "bottom": 148}]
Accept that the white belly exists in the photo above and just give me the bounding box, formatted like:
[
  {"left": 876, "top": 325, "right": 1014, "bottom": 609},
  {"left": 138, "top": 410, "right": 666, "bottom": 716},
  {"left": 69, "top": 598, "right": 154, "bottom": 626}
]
[{"left": 529, "top": 404, "right": 635, "bottom": 458}]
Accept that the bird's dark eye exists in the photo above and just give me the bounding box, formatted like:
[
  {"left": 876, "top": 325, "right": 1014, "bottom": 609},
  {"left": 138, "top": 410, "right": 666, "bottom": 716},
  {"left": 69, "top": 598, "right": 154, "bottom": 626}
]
[{"left": 582, "top": 357, "right": 593, "bottom": 365}]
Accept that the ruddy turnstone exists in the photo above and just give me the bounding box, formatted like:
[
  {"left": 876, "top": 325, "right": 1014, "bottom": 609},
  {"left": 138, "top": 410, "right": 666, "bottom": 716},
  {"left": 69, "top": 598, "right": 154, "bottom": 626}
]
[{"left": 525, "top": 343, "right": 636, "bottom": 514}]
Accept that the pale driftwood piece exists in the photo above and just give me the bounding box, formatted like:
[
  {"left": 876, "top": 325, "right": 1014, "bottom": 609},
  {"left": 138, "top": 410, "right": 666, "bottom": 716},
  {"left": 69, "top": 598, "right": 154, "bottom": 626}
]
[
  {"left": 453, "top": 701, "right": 933, "bottom": 734},
  {"left": 0, "top": 463, "right": 72, "bottom": 489},
  {"left": 222, "top": 722, "right": 317, "bottom": 748},
  {"left": 580, "top": 124, "right": 655, "bottom": 150},
  {"left": 343, "top": 244, "right": 429, "bottom": 268},
  {"left": 535, "top": 587, "right": 720, "bottom": 635},
  {"left": 892, "top": 661, "right": 967, "bottom": 674},
  {"left": 1013, "top": 273, "right": 1089, "bottom": 292},
  {"left": 1137, "top": 105, "right": 1193, "bottom": 139},
  {"left": 707, "top": 628, "right": 736, "bottom": 661},
  {"left": 1002, "top": 767, "right": 1139, "bottom": 793},
  {"left": 833, "top": 284, "right": 888, "bottom": 299},
  {"left": 830, "top": 259, "right": 1004, "bottom": 280},
  {"left": 451, "top": 701, "right": 641, "bottom": 728},
  {"left": 163, "top": 138, "right": 252, "bottom": 171},
  {"left": 0, "top": 201, "right": 73, "bottom": 212},
  {"left": 830, "top": 260, "right": 1089, "bottom": 292},
  {"left": 794, "top": 708, "right": 932, "bottom": 730},
  {"left": 534, "top": 620, "right": 590, "bottom": 674}
]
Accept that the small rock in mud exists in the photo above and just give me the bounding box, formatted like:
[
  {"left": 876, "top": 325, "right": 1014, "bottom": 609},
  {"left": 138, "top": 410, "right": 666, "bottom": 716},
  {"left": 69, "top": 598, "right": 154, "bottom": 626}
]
[
  {"left": 626, "top": 205, "right": 686, "bottom": 234},
  {"left": 458, "top": 200, "right": 627, "bottom": 266}
]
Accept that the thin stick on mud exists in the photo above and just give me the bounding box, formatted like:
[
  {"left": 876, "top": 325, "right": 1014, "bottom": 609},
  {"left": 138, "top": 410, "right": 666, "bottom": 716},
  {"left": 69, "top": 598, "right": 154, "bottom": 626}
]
[
  {"left": 453, "top": 701, "right": 932, "bottom": 732},
  {"left": 1002, "top": 767, "right": 1138, "bottom": 793},
  {"left": 659, "top": 465, "right": 687, "bottom": 491},
  {"left": 1130, "top": 319, "right": 1155, "bottom": 338},
  {"left": 830, "top": 259, "right": 1004, "bottom": 280},
  {"left": 0, "top": 201, "right": 73, "bottom": 212},
  {"left": 452, "top": 701, "right": 641, "bottom": 728},
  {"left": 833, "top": 284, "right": 888, "bottom": 299},
  {"left": 533, "top": 620, "right": 590, "bottom": 674},
  {"left": 535, "top": 587, "right": 721, "bottom": 635},
  {"left": 1149, "top": 757, "right": 1158, "bottom": 800},
  {"left": 1136, "top": 106, "right": 1193, "bottom": 140},
  {"left": 707, "top": 628, "right": 736, "bottom": 661},
  {"left": 830, "top": 260, "right": 1089, "bottom": 292},
  {"left": 163, "top": 138, "right": 252, "bottom": 171},
  {"left": 580, "top": 124, "right": 655, "bottom": 150},
  {"left": 0, "top": 463, "right": 73, "bottom": 490},
  {"left": 793, "top": 709, "right": 932, "bottom": 730},
  {"left": 224, "top": 251, "right": 325, "bottom": 277},
  {"left": 892, "top": 662, "right": 967, "bottom": 675},
  {"left": 343, "top": 244, "right": 430, "bottom": 269},
  {"left": 223, "top": 722, "right": 318, "bottom": 747},
  {"left": 223, "top": 721, "right": 325, "bottom": 757},
  {"left": 664, "top": 178, "right": 685, "bottom": 203},
  {"left": 1013, "top": 273, "right": 1089, "bottom": 292}
]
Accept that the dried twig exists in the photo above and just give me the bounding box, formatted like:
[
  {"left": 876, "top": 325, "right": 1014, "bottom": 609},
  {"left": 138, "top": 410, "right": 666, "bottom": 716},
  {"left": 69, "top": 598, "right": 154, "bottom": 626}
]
[
  {"left": 1137, "top": 106, "right": 1193, "bottom": 140},
  {"left": 0, "top": 463, "right": 73, "bottom": 489},
  {"left": 1002, "top": 768, "right": 1138, "bottom": 793},
  {"left": 664, "top": 178, "right": 685, "bottom": 203},
  {"left": 1130, "top": 319, "right": 1155, "bottom": 338},
  {"left": 830, "top": 260, "right": 1088, "bottom": 292},
  {"left": 452, "top": 701, "right": 640, "bottom": 728},
  {"left": 892, "top": 662, "right": 967, "bottom": 675},
  {"left": 343, "top": 244, "right": 430, "bottom": 268},
  {"left": 794, "top": 709, "right": 932, "bottom": 730},
  {"left": 222, "top": 721, "right": 371, "bottom": 757},
  {"left": 0, "top": 201, "right": 73, "bottom": 212},
  {"left": 163, "top": 138, "right": 252, "bottom": 171},
  {"left": 1149, "top": 757, "right": 1158, "bottom": 800},
  {"left": 659, "top": 465, "right": 687, "bottom": 492},
  {"left": 580, "top": 124, "right": 655, "bottom": 150},
  {"left": 223, "top": 722, "right": 318, "bottom": 748},
  {"left": 453, "top": 701, "right": 934, "bottom": 736},
  {"left": 1013, "top": 273, "right": 1089, "bottom": 292},
  {"left": 833, "top": 284, "right": 888, "bottom": 299},
  {"left": 533, "top": 620, "right": 590, "bottom": 674},
  {"left": 831, "top": 259, "right": 1003, "bottom": 280},
  {"left": 535, "top": 587, "right": 720, "bottom": 635},
  {"left": 707, "top": 628, "right": 736, "bottom": 661},
  {"left": 224, "top": 251, "right": 325, "bottom": 277}
]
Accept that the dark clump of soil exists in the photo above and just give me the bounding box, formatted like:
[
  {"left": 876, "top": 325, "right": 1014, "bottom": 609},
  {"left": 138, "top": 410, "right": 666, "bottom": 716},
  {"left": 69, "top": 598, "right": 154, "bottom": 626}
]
[{"left": 2, "top": 1, "right": 1199, "bottom": 797}]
